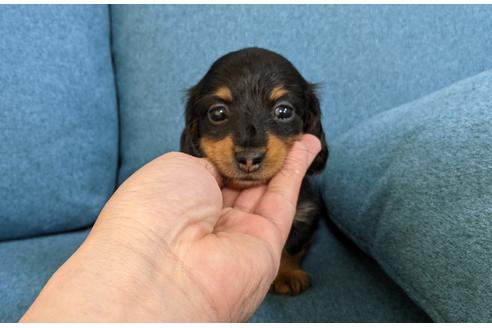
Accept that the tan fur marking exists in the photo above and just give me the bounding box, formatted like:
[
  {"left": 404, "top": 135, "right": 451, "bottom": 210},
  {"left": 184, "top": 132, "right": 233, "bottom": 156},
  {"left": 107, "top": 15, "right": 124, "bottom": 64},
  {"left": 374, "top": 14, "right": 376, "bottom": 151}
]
[
  {"left": 260, "top": 134, "right": 289, "bottom": 178},
  {"left": 271, "top": 250, "right": 310, "bottom": 295},
  {"left": 260, "top": 133, "right": 302, "bottom": 179},
  {"left": 270, "top": 86, "right": 288, "bottom": 101},
  {"left": 200, "top": 136, "right": 236, "bottom": 178},
  {"left": 213, "top": 86, "right": 233, "bottom": 102},
  {"left": 200, "top": 133, "right": 302, "bottom": 189}
]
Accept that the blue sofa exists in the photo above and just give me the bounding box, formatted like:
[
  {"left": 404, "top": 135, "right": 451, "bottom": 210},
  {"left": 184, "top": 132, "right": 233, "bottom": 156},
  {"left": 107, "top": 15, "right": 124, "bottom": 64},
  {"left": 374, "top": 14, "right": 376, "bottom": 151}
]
[{"left": 1, "top": 5, "right": 491, "bottom": 322}]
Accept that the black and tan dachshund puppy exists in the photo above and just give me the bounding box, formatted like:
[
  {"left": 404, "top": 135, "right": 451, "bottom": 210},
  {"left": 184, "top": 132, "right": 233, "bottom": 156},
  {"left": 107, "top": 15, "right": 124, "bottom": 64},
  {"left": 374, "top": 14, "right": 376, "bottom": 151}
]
[{"left": 180, "top": 47, "right": 328, "bottom": 295}]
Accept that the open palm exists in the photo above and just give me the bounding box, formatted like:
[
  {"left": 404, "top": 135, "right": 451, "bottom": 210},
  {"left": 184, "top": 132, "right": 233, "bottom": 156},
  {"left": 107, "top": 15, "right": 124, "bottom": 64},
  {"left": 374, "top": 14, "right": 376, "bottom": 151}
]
[
  {"left": 152, "top": 134, "right": 321, "bottom": 321},
  {"left": 23, "top": 134, "right": 320, "bottom": 323}
]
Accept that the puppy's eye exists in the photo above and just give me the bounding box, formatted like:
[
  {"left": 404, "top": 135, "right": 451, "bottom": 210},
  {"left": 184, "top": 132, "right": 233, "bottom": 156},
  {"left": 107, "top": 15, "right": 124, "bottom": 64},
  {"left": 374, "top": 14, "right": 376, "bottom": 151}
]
[
  {"left": 208, "top": 104, "right": 229, "bottom": 124},
  {"left": 273, "top": 102, "right": 295, "bottom": 122}
]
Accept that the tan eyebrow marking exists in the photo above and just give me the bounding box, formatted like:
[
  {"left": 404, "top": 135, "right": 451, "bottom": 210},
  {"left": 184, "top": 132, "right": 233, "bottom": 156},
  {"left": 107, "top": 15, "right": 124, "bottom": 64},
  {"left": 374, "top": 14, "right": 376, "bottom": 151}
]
[
  {"left": 270, "top": 86, "right": 288, "bottom": 101},
  {"left": 213, "top": 86, "right": 233, "bottom": 102}
]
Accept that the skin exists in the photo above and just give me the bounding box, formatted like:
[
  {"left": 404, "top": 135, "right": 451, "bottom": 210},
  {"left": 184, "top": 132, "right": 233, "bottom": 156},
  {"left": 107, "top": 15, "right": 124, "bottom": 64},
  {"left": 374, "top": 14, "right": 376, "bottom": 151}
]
[{"left": 20, "top": 134, "right": 320, "bottom": 323}]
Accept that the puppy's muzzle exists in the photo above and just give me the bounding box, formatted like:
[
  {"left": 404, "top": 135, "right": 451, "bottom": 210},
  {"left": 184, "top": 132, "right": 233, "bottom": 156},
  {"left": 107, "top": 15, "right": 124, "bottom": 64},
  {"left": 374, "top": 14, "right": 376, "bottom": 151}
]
[{"left": 235, "top": 150, "right": 265, "bottom": 173}]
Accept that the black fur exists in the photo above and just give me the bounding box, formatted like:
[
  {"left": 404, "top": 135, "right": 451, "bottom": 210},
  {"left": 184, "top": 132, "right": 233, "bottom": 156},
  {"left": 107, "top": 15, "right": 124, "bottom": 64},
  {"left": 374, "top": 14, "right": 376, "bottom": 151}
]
[{"left": 180, "top": 47, "right": 328, "bottom": 293}]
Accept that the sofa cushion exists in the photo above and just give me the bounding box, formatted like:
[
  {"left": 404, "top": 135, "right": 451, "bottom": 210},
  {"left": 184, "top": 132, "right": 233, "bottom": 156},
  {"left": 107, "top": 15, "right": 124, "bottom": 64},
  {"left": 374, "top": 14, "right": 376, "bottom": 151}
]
[
  {"left": 0, "top": 5, "right": 118, "bottom": 240},
  {"left": 110, "top": 5, "right": 492, "bottom": 183},
  {"left": 0, "top": 229, "right": 89, "bottom": 322},
  {"left": 321, "top": 70, "right": 492, "bottom": 322},
  {"left": 0, "top": 221, "right": 429, "bottom": 323},
  {"left": 252, "top": 220, "right": 430, "bottom": 322}
]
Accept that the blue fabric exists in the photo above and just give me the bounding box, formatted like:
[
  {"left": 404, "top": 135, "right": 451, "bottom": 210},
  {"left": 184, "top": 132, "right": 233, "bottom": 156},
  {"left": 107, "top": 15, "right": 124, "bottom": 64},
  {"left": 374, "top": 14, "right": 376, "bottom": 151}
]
[
  {"left": 0, "top": 229, "right": 89, "bottom": 322},
  {"left": 252, "top": 220, "right": 430, "bottom": 322},
  {"left": 110, "top": 5, "right": 492, "bottom": 321},
  {"left": 322, "top": 70, "right": 492, "bottom": 322},
  {"left": 0, "top": 5, "right": 118, "bottom": 240},
  {"left": 111, "top": 5, "right": 492, "bottom": 183},
  {"left": 0, "top": 222, "right": 429, "bottom": 323},
  {"left": 1, "top": 5, "right": 489, "bottom": 323}
]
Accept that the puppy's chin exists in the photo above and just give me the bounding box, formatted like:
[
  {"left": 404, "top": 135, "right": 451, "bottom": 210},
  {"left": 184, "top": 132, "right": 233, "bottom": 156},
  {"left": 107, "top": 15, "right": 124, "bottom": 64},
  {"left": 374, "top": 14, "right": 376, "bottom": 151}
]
[{"left": 225, "top": 177, "right": 269, "bottom": 190}]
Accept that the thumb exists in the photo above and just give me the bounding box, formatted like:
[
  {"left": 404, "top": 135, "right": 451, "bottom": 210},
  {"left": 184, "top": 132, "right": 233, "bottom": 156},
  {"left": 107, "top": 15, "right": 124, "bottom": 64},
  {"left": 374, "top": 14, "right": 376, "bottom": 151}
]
[{"left": 255, "top": 134, "right": 321, "bottom": 245}]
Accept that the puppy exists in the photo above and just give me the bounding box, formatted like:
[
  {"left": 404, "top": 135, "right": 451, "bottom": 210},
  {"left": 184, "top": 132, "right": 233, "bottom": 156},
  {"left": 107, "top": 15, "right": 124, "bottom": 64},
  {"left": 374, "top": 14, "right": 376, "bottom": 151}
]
[{"left": 180, "top": 47, "right": 328, "bottom": 295}]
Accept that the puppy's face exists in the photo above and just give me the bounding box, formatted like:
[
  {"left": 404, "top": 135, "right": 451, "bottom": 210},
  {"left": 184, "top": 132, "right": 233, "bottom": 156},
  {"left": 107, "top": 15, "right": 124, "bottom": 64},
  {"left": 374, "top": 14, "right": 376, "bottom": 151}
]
[{"left": 181, "top": 48, "right": 328, "bottom": 189}]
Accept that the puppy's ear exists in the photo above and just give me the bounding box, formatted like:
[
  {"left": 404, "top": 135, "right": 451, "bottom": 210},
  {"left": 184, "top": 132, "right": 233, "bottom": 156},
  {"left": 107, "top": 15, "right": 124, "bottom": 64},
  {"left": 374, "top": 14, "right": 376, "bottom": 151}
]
[
  {"left": 303, "top": 83, "right": 328, "bottom": 174},
  {"left": 180, "top": 85, "right": 202, "bottom": 157}
]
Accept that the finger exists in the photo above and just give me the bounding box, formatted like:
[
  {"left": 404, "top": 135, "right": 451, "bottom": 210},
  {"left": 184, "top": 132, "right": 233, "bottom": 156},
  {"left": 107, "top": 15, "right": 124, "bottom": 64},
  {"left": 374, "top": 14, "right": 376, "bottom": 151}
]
[
  {"left": 231, "top": 184, "right": 267, "bottom": 213},
  {"left": 222, "top": 188, "right": 240, "bottom": 208},
  {"left": 195, "top": 157, "right": 224, "bottom": 188},
  {"left": 150, "top": 152, "right": 225, "bottom": 189},
  {"left": 268, "top": 134, "right": 321, "bottom": 205},
  {"left": 255, "top": 134, "right": 321, "bottom": 244}
]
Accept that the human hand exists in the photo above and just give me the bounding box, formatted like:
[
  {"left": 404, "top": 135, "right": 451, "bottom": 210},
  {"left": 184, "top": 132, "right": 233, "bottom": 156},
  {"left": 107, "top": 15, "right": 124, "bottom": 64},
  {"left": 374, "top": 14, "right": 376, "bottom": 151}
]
[{"left": 21, "top": 134, "right": 321, "bottom": 322}]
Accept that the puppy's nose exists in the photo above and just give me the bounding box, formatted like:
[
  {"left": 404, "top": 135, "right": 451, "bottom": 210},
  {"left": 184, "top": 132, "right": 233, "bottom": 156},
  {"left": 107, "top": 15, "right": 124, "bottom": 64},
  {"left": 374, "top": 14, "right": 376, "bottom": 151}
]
[{"left": 235, "top": 151, "right": 265, "bottom": 173}]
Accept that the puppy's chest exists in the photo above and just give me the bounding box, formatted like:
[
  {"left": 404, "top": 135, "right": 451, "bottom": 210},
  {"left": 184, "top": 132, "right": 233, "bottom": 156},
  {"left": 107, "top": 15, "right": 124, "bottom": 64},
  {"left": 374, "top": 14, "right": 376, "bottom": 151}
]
[
  {"left": 294, "top": 177, "right": 321, "bottom": 224},
  {"left": 294, "top": 197, "right": 320, "bottom": 225}
]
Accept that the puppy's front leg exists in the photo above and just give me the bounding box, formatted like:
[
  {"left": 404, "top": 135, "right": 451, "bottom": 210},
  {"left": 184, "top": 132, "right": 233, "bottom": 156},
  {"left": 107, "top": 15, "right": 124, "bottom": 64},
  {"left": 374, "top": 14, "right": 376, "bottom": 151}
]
[
  {"left": 272, "top": 248, "right": 311, "bottom": 295},
  {"left": 271, "top": 181, "right": 320, "bottom": 295}
]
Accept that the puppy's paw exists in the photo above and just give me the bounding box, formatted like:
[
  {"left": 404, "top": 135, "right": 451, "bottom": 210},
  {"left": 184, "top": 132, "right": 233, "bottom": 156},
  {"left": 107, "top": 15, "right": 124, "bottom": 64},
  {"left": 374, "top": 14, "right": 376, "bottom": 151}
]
[{"left": 271, "top": 269, "right": 311, "bottom": 295}]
